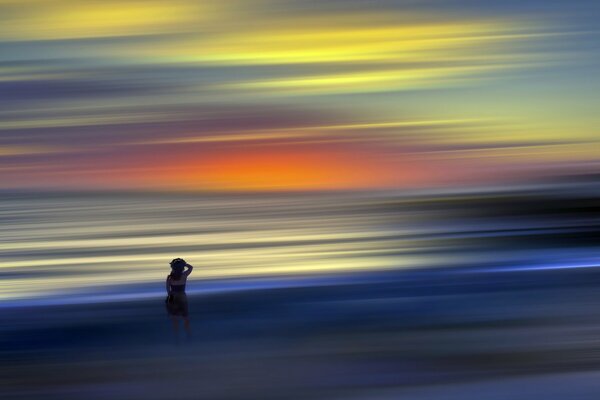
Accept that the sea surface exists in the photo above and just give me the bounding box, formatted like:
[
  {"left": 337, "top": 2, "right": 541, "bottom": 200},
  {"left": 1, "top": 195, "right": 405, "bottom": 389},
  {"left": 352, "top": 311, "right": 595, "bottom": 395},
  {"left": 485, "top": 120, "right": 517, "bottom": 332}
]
[
  {"left": 1, "top": 187, "right": 599, "bottom": 399},
  {"left": 1, "top": 187, "right": 597, "bottom": 305}
]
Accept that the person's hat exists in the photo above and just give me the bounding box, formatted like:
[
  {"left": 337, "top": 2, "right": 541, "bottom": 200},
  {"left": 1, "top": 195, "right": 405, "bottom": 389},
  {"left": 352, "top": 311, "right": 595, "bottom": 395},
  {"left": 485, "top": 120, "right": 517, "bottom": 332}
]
[{"left": 170, "top": 258, "right": 186, "bottom": 268}]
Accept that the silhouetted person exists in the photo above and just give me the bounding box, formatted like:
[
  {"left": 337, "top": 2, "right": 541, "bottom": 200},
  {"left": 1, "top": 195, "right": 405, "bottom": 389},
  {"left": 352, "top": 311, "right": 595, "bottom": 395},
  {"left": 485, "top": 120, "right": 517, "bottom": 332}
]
[{"left": 165, "top": 258, "right": 193, "bottom": 342}]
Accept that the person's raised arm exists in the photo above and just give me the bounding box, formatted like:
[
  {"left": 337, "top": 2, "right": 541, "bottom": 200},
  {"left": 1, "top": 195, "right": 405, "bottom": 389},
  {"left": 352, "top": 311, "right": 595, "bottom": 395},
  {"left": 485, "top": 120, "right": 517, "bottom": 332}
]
[{"left": 183, "top": 263, "right": 194, "bottom": 277}]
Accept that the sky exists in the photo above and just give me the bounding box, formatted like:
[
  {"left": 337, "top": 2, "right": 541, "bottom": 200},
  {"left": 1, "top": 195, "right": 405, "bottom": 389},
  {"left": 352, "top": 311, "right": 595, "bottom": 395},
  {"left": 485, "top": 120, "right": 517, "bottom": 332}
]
[{"left": 1, "top": 0, "right": 599, "bottom": 191}]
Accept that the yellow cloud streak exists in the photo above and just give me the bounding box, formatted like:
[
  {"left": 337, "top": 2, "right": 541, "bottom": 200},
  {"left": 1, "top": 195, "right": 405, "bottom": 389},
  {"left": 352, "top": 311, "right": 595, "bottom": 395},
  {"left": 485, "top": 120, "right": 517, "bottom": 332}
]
[
  {"left": 432, "top": 122, "right": 600, "bottom": 145},
  {"left": 0, "top": 0, "right": 204, "bottom": 40},
  {"left": 155, "top": 19, "right": 534, "bottom": 65},
  {"left": 223, "top": 64, "right": 524, "bottom": 94},
  {"left": 416, "top": 142, "right": 600, "bottom": 162}
]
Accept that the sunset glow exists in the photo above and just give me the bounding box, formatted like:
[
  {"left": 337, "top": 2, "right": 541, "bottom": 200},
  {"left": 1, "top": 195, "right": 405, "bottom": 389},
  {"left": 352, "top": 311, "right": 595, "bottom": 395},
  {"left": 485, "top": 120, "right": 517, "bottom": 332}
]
[
  {"left": 0, "top": 0, "right": 598, "bottom": 191},
  {"left": 159, "top": 145, "right": 418, "bottom": 191}
]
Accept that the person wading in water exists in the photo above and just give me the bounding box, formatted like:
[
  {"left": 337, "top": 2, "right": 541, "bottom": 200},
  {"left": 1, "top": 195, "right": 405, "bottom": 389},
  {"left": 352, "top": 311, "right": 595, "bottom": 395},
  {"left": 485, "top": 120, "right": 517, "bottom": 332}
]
[{"left": 165, "top": 258, "right": 193, "bottom": 341}]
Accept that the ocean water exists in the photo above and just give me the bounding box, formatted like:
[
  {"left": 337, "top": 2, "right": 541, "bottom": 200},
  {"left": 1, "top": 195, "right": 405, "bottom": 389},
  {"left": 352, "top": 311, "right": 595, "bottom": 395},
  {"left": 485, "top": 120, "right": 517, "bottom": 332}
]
[
  {"left": 1, "top": 187, "right": 600, "bottom": 399},
  {"left": 0, "top": 188, "right": 598, "bottom": 305}
]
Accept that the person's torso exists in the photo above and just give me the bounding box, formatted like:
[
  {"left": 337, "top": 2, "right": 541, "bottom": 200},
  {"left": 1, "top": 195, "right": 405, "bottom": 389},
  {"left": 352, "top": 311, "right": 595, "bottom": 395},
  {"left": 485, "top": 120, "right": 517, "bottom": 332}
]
[{"left": 169, "top": 275, "right": 187, "bottom": 293}]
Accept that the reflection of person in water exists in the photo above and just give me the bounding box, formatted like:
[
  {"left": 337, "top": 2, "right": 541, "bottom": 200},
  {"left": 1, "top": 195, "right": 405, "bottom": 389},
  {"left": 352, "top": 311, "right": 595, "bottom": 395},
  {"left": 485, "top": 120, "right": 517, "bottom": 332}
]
[{"left": 165, "top": 258, "right": 193, "bottom": 340}]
